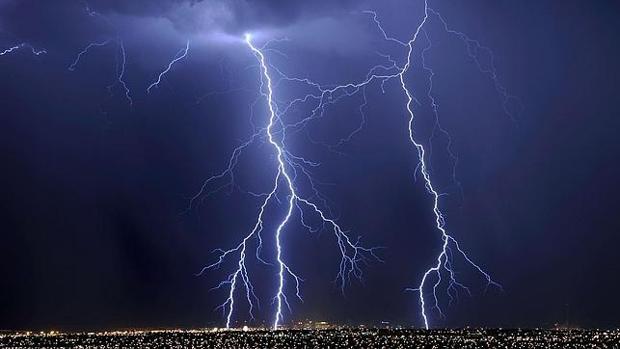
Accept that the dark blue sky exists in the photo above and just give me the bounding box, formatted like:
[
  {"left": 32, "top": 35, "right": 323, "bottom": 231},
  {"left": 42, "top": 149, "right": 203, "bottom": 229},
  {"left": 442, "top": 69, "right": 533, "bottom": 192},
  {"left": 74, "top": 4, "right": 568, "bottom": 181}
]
[{"left": 1, "top": 0, "right": 619, "bottom": 330}]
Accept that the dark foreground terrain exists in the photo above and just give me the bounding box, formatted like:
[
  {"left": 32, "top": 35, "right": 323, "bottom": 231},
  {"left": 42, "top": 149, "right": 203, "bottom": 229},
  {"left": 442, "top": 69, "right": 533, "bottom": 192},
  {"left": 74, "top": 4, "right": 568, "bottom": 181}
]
[{"left": 1, "top": 328, "right": 619, "bottom": 348}]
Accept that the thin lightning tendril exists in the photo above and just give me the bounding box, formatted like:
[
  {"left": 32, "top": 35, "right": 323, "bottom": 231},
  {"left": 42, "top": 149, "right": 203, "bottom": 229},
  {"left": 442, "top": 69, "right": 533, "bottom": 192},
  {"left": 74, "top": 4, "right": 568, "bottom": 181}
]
[
  {"left": 69, "top": 4, "right": 135, "bottom": 106},
  {"left": 69, "top": 37, "right": 135, "bottom": 106},
  {"left": 116, "top": 41, "right": 133, "bottom": 106},
  {"left": 68, "top": 39, "right": 112, "bottom": 71},
  {"left": 0, "top": 43, "right": 46, "bottom": 57},
  {"left": 427, "top": 8, "right": 522, "bottom": 121},
  {"left": 147, "top": 40, "right": 191, "bottom": 94}
]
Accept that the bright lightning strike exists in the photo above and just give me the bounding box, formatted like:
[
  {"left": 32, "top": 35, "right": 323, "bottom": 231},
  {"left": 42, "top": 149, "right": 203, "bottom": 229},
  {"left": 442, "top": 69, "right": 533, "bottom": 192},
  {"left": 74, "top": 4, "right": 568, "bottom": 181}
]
[
  {"left": 244, "top": 33, "right": 302, "bottom": 330},
  {"left": 196, "top": 33, "right": 380, "bottom": 330}
]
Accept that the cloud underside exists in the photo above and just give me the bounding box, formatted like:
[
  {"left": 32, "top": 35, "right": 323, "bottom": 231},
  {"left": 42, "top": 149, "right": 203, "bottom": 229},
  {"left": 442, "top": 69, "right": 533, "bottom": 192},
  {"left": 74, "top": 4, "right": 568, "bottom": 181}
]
[{"left": 1, "top": 0, "right": 363, "bottom": 37}]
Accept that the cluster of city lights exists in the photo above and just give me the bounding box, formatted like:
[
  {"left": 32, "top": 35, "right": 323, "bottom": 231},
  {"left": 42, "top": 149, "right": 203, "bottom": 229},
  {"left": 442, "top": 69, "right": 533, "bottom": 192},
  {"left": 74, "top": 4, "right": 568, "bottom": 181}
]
[{"left": 2, "top": 328, "right": 618, "bottom": 348}]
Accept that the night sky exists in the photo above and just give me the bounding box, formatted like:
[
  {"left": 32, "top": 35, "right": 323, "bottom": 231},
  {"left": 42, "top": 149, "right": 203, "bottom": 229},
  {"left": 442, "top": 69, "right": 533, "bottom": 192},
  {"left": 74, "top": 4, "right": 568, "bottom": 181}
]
[{"left": 1, "top": 0, "right": 619, "bottom": 331}]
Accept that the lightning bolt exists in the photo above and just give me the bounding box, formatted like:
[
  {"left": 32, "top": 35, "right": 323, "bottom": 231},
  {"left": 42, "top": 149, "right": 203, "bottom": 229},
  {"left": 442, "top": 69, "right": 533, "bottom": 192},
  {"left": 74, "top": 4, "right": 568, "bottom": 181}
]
[
  {"left": 147, "top": 40, "right": 191, "bottom": 94},
  {"left": 253, "top": 37, "right": 301, "bottom": 327},
  {"left": 369, "top": 1, "right": 502, "bottom": 329},
  {"left": 0, "top": 43, "right": 46, "bottom": 56},
  {"left": 195, "top": 34, "right": 380, "bottom": 330}
]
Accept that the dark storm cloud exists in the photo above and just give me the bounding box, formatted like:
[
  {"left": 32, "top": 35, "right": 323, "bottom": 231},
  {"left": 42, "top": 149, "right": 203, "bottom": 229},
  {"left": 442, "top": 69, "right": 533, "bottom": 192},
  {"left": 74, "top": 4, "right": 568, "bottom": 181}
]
[
  {"left": 89, "top": 0, "right": 360, "bottom": 30},
  {"left": 0, "top": 0, "right": 362, "bottom": 41}
]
